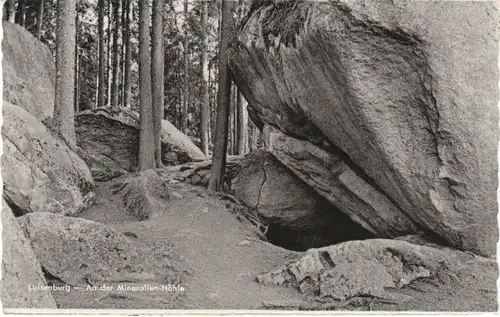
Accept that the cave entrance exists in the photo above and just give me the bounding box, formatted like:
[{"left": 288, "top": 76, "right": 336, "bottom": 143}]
[{"left": 261, "top": 207, "right": 375, "bottom": 252}]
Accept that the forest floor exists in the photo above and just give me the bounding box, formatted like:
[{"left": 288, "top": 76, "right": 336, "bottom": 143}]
[{"left": 50, "top": 173, "right": 498, "bottom": 311}]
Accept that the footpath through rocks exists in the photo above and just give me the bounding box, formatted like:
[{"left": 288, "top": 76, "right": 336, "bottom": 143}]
[
  {"left": 61, "top": 175, "right": 302, "bottom": 309},
  {"left": 47, "top": 171, "right": 496, "bottom": 311}
]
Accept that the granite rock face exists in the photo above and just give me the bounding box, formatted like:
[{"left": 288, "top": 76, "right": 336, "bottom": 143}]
[
  {"left": 16, "top": 212, "right": 157, "bottom": 286},
  {"left": 230, "top": 0, "right": 499, "bottom": 256},
  {"left": 2, "top": 21, "right": 55, "bottom": 120},
  {"left": 232, "top": 151, "right": 373, "bottom": 250},
  {"left": 75, "top": 107, "right": 206, "bottom": 181},
  {"left": 2, "top": 102, "right": 95, "bottom": 216},
  {"left": 257, "top": 238, "right": 493, "bottom": 302},
  {"left": 1, "top": 201, "right": 57, "bottom": 308}
]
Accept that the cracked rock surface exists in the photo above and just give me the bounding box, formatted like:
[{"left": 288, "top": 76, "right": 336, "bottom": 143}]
[
  {"left": 1, "top": 201, "right": 57, "bottom": 308},
  {"left": 230, "top": 0, "right": 499, "bottom": 256},
  {"left": 2, "top": 21, "right": 55, "bottom": 121},
  {"left": 232, "top": 151, "right": 372, "bottom": 250},
  {"left": 2, "top": 102, "right": 95, "bottom": 216},
  {"left": 16, "top": 212, "right": 188, "bottom": 287},
  {"left": 256, "top": 239, "right": 495, "bottom": 303},
  {"left": 75, "top": 107, "right": 206, "bottom": 181}
]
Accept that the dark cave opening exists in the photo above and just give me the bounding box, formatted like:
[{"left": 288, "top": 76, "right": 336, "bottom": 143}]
[{"left": 262, "top": 209, "right": 376, "bottom": 252}]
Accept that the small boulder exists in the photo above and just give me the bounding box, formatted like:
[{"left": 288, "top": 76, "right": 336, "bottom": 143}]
[
  {"left": 2, "top": 102, "right": 95, "bottom": 216},
  {"left": 2, "top": 21, "right": 55, "bottom": 120},
  {"left": 16, "top": 212, "right": 157, "bottom": 286},
  {"left": 1, "top": 201, "right": 57, "bottom": 308},
  {"left": 113, "top": 170, "right": 170, "bottom": 220},
  {"left": 75, "top": 107, "right": 206, "bottom": 181}
]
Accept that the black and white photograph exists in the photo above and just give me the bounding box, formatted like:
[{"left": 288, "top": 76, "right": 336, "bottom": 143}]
[{"left": 0, "top": 0, "right": 498, "bottom": 313}]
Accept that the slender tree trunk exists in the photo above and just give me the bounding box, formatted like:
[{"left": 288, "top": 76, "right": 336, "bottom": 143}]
[
  {"left": 181, "top": 0, "right": 189, "bottom": 134},
  {"left": 123, "top": 0, "right": 132, "bottom": 108},
  {"left": 107, "top": 1, "right": 113, "bottom": 107},
  {"left": 138, "top": 0, "right": 155, "bottom": 170},
  {"left": 208, "top": 61, "right": 212, "bottom": 147},
  {"left": 54, "top": 0, "right": 77, "bottom": 149},
  {"left": 36, "top": 0, "right": 44, "bottom": 39},
  {"left": 228, "top": 84, "right": 234, "bottom": 155},
  {"left": 233, "top": 85, "right": 238, "bottom": 154},
  {"left": 208, "top": 0, "right": 233, "bottom": 192},
  {"left": 6, "top": 0, "right": 15, "bottom": 22},
  {"left": 74, "top": 6, "right": 79, "bottom": 112},
  {"left": 75, "top": 54, "right": 82, "bottom": 112},
  {"left": 199, "top": 1, "right": 209, "bottom": 156},
  {"left": 152, "top": 0, "right": 164, "bottom": 168},
  {"left": 16, "top": 0, "right": 25, "bottom": 26},
  {"left": 119, "top": 0, "right": 126, "bottom": 107},
  {"left": 111, "top": 0, "right": 122, "bottom": 108},
  {"left": 236, "top": 89, "right": 248, "bottom": 155},
  {"left": 97, "top": 0, "right": 106, "bottom": 108}
]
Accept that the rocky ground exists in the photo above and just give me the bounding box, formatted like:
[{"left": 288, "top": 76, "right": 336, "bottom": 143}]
[{"left": 44, "top": 173, "right": 497, "bottom": 311}]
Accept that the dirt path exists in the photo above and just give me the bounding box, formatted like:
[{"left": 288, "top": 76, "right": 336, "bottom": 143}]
[
  {"left": 65, "top": 179, "right": 302, "bottom": 309},
  {"left": 54, "top": 176, "right": 497, "bottom": 311}
]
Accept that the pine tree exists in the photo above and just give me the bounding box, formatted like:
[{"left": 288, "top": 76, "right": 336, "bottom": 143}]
[
  {"left": 111, "top": 0, "right": 122, "bottom": 108},
  {"left": 6, "top": 0, "right": 16, "bottom": 23},
  {"left": 36, "top": 0, "right": 44, "bottom": 39},
  {"left": 181, "top": 0, "right": 189, "bottom": 134},
  {"left": 208, "top": 0, "right": 234, "bottom": 192},
  {"left": 152, "top": 0, "right": 165, "bottom": 168},
  {"left": 200, "top": 0, "right": 210, "bottom": 156},
  {"left": 16, "top": 0, "right": 25, "bottom": 27},
  {"left": 97, "top": 0, "right": 106, "bottom": 108},
  {"left": 123, "top": 0, "right": 133, "bottom": 108},
  {"left": 236, "top": 89, "right": 248, "bottom": 155},
  {"left": 138, "top": 0, "right": 155, "bottom": 170},
  {"left": 53, "top": 0, "right": 77, "bottom": 149}
]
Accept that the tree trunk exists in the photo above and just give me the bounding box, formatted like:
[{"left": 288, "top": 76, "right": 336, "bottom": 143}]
[
  {"left": 6, "top": 0, "right": 16, "bottom": 22},
  {"left": 208, "top": 61, "right": 213, "bottom": 146},
  {"left": 54, "top": 0, "right": 77, "bottom": 149},
  {"left": 36, "top": 0, "right": 44, "bottom": 39},
  {"left": 111, "top": 0, "right": 122, "bottom": 108},
  {"left": 208, "top": 0, "right": 233, "bottom": 192},
  {"left": 74, "top": 5, "right": 79, "bottom": 112},
  {"left": 75, "top": 54, "right": 82, "bottom": 112},
  {"left": 152, "top": 0, "right": 164, "bottom": 168},
  {"left": 16, "top": 0, "right": 25, "bottom": 26},
  {"left": 107, "top": 1, "right": 113, "bottom": 107},
  {"left": 236, "top": 89, "right": 248, "bottom": 155},
  {"left": 123, "top": 0, "right": 132, "bottom": 108},
  {"left": 233, "top": 85, "right": 238, "bottom": 154},
  {"left": 249, "top": 120, "right": 259, "bottom": 152},
  {"left": 181, "top": 0, "right": 189, "bottom": 134},
  {"left": 97, "top": 0, "right": 106, "bottom": 108},
  {"left": 228, "top": 84, "right": 234, "bottom": 155},
  {"left": 138, "top": 0, "right": 155, "bottom": 170},
  {"left": 119, "top": 0, "right": 126, "bottom": 107},
  {"left": 200, "top": 0, "right": 209, "bottom": 156}
]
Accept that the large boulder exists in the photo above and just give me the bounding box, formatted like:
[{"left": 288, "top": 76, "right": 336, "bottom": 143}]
[
  {"left": 267, "top": 130, "right": 419, "bottom": 237},
  {"left": 229, "top": 0, "right": 499, "bottom": 256},
  {"left": 2, "top": 102, "right": 95, "bottom": 216},
  {"left": 2, "top": 21, "right": 55, "bottom": 120},
  {"left": 17, "top": 212, "right": 159, "bottom": 286},
  {"left": 75, "top": 107, "right": 206, "bottom": 181},
  {"left": 1, "top": 201, "right": 57, "bottom": 308},
  {"left": 232, "top": 151, "right": 373, "bottom": 250},
  {"left": 257, "top": 239, "right": 496, "bottom": 304}
]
